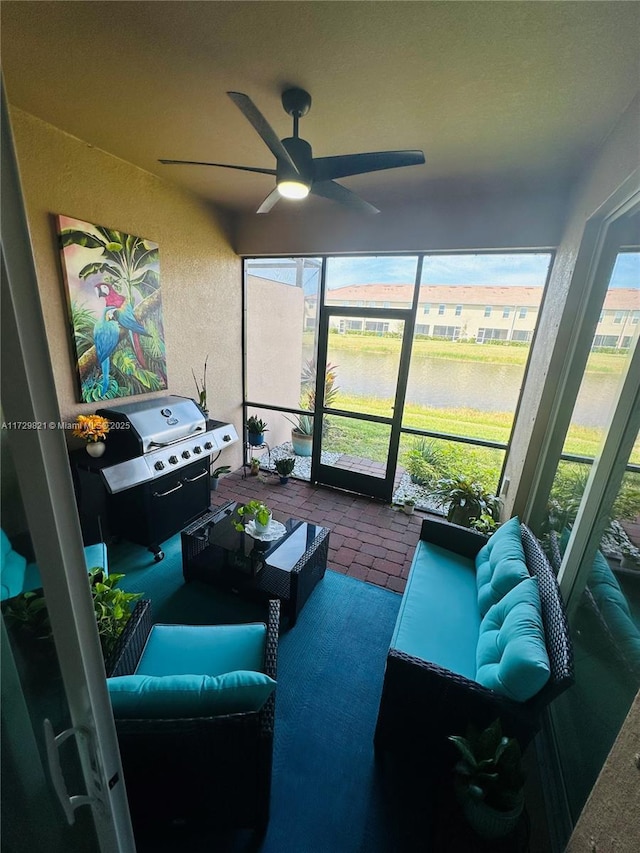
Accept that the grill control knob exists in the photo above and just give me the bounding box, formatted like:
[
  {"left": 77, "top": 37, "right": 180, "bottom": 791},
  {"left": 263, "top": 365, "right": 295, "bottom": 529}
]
[
  {"left": 193, "top": 446, "right": 202, "bottom": 454},
  {"left": 154, "top": 461, "right": 165, "bottom": 471},
  {"left": 169, "top": 455, "right": 178, "bottom": 464},
  {"left": 204, "top": 441, "right": 213, "bottom": 450},
  {"left": 223, "top": 434, "right": 231, "bottom": 442},
  {"left": 182, "top": 450, "right": 191, "bottom": 459}
]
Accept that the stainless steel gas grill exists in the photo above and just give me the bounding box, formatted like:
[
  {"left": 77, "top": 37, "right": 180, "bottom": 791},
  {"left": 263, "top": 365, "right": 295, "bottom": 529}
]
[{"left": 83, "top": 395, "right": 239, "bottom": 561}]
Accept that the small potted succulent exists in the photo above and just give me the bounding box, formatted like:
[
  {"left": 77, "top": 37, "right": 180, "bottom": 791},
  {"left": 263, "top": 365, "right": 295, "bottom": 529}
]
[
  {"left": 275, "top": 457, "right": 296, "bottom": 484},
  {"left": 246, "top": 415, "right": 268, "bottom": 447},
  {"left": 249, "top": 457, "right": 260, "bottom": 476},
  {"left": 403, "top": 497, "right": 416, "bottom": 515},
  {"left": 211, "top": 465, "right": 231, "bottom": 491},
  {"left": 449, "top": 719, "right": 525, "bottom": 840}
]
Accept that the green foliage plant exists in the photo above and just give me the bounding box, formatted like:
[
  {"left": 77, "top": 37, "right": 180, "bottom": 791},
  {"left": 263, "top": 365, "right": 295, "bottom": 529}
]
[
  {"left": 246, "top": 416, "right": 268, "bottom": 435},
  {"left": 88, "top": 569, "right": 142, "bottom": 659},
  {"left": 449, "top": 719, "right": 525, "bottom": 812},
  {"left": 192, "top": 355, "right": 208, "bottom": 412},
  {"left": 433, "top": 477, "right": 501, "bottom": 527},
  {"left": 233, "top": 500, "right": 271, "bottom": 531},
  {"left": 212, "top": 465, "right": 231, "bottom": 479},
  {"left": 285, "top": 412, "right": 314, "bottom": 436},
  {"left": 274, "top": 457, "right": 296, "bottom": 477},
  {"left": 403, "top": 437, "right": 447, "bottom": 486}
]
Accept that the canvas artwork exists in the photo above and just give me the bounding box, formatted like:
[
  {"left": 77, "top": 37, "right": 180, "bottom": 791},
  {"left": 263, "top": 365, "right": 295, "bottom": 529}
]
[{"left": 57, "top": 215, "right": 167, "bottom": 402}]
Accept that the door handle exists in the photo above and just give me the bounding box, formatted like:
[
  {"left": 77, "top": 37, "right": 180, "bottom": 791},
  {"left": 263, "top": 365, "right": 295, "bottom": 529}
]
[
  {"left": 43, "top": 719, "right": 98, "bottom": 825},
  {"left": 182, "top": 469, "right": 209, "bottom": 483},
  {"left": 152, "top": 481, "right": 183, "bottom": 498}
]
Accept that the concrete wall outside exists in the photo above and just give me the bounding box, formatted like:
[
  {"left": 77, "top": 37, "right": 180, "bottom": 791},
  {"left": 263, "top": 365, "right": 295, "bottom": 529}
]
[{"left": 8, "top": 108, "right": 244, "bottom": 471}]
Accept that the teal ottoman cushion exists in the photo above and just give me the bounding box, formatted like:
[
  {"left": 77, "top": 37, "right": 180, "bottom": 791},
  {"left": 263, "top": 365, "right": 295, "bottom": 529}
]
[
  {"left": 476, "top": 576, "right": 551, "bottom": 702},
  {"left": 1, "top": 529, "right": 27, "bottom": 601},
  {"left": 108, "top": 670, "right": 276, "bottom": 718},
  {"left": 475, "top": 516, "right": 529, "bottom": 618}
]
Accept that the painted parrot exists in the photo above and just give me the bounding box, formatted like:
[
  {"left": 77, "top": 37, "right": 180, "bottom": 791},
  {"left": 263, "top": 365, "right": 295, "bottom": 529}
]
[
  {"left": 95, "top": 282, "right": 149, "bottom": 366},
  {"left": 93, "top": 307, "right": 120, "bottom": 396}
]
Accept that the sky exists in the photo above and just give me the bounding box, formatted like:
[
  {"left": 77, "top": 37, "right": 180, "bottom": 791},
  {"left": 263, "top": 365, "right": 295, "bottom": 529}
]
[{"left": 247, "top": 250, "right": 639, "bottom": 292}]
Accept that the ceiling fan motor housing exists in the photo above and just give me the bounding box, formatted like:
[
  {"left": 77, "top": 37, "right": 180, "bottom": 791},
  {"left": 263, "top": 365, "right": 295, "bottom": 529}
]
[{"left": 279, "top": 136, "right": 313, "bottom": 186}]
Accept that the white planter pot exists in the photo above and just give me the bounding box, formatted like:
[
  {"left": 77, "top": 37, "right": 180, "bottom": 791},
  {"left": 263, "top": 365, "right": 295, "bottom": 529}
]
[{"left": 86, "top": 441, "right": 106, "bottom": 458}]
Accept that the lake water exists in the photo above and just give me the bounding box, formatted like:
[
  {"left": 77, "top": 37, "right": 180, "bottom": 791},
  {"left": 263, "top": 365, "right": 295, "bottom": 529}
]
[{"left": 324, "top": 348, "right": 619, "bottom": 429}]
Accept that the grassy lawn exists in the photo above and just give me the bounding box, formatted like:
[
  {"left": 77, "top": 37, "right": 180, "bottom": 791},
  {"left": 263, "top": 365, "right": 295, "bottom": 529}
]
[{"left": 306, "top": 332, "right": 631, "bottom": 374}]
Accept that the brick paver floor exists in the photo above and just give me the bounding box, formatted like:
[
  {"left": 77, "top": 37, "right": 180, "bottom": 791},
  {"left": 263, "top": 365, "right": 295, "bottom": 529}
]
[{"left": 211, "top": 466, "right": 431, "bottom": 594}]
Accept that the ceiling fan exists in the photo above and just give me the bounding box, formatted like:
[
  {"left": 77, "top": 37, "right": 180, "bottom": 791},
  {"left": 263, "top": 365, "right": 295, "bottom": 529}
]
[{"left": 159, "top": 88, "right": 425, "bottom": 214}]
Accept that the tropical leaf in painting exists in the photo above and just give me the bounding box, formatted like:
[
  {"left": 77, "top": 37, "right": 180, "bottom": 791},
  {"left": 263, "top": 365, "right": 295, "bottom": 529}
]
[
  {"left": 81, "top": 374, "right": 119, "bottom": 403},
  {"left": 78, "top": 262, "right": 122, "bottom": 281},
  {"left": 60, "top": 230, "right": 105, "bottom": 250},
  {"left": 70, "top": 301, "right": 97, "bottom": 357},
  {"left": 112, "top": 349, "right": 164, "bottom": 392},
  {"left": 130, "top": 269, "right": 160, "bottom": 296}
]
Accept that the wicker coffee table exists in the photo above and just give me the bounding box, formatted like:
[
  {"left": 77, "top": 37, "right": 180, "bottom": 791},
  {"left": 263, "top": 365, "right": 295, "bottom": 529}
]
[{"left": 181, "top": 501, "right": 329, "bottom": 626}]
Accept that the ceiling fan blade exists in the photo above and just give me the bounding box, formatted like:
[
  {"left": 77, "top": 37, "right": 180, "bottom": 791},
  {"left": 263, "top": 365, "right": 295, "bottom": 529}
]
[
  {"left": 256, "top": 187, "right": 282, "bottom": 215},
  {"left": 313, "top": 150, "right": 425, "bottom": 182},
  {"left": 227, "top": 91, "right": 299, "bottom": 175},
  {"left": 159, "top": 159, "right": 276, "bottom": 175},
  {"left": 312, "top": 180, "right": 380, "bottom": 214}
]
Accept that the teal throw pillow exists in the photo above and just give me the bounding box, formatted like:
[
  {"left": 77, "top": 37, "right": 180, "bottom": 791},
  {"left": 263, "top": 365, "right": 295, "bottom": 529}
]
[
  {"left": 476, "top": 576, "right": 551, "bottom": 702},
  {"left": 107, "top": 670, "right": 276, "bottom": 719},
  {"left": 475, "top": 516, "right": 529, "bottom": 618}
]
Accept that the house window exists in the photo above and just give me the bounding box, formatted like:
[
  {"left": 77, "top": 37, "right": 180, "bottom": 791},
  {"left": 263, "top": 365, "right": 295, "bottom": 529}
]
[
  {"left": 364, "top": 321, "right": 390, "bottom": 333},
  {"left": 598, "top": 310, "right": 604, "bottom": 323},
  {"left": 415, "top": 324, "right": 430, "bottom": 335},
  {"left": 455, "top": 305, "right": 462, "bottom": 316},
  {"left": 484, "top": 306, "right": 492, "bottom": 317},
  {"left": 384, "top": 301, "right": 390, "bottom": 309},
  {"left": 503, "top": 307, "right": 511, "bottom": 318},
  {"left": 593, "top": 334, "right": 619, "bottom": 347},
  {"left": 519, "top": 307, "right": 527, "bottom": 319},
  {"left": 511, "top": 330, "right": 532, "bottom": 343},
  {"left": 438, "top": 304, "right": 445, "bottom": 315},
  {"left": 478, "top": 328, "right": 508, "bottom": 342},
  {"left": 632, "top": 311, "right": 639, "bottom": 324},
  {"left": 356, "top": 301, "right": 364, "bottom": 308},
  {"left": 614, "top": 311, "right": 624, "bottom": 324},
  {"left": 423, "top": 304, "right": 430, "bottom": 315},
  {"left": 433, "top": 325, "right": 460, "bottom": 340}
]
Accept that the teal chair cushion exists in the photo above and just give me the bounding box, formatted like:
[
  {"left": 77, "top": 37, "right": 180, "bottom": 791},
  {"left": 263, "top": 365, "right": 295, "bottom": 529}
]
[
  {"left": 83, "top": 542, "right": 109, "bottom": 576},
  {"left": 391, "top": 540, "right": 480, "bottom": 680},
  {"left": 1, "top": 529, "right": 27, "bottom": 601},
  {"left": 135, "top": 622, "right": 267, "bottom": 677},
  {"left": 475, "top": 516, "right": 529, "bottom": 618},
  {"left": 476, "top": 577, "right": 551, "bottom": 702},
  {"left": 108, "top": 670, "right": 276, "bottom": 719}
]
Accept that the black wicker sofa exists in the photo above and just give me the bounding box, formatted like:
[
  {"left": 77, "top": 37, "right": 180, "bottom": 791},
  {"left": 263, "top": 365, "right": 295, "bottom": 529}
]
[{"left": 374, "top": 517, "right": 574, "bottom": 760}]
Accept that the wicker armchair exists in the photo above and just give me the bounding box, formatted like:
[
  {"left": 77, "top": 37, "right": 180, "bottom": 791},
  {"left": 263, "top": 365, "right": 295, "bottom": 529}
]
[
  {"left": 107, "top": 598, "right": 279, "bottom": 835},
  {"left": 374, "top": 522, "right": 574, "bottom": 761}
]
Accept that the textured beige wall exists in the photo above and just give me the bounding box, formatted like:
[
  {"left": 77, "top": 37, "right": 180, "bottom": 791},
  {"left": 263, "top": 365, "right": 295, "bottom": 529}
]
[
  {"left": 501, "top": 94, "right": 640, "bottom": 519},
  {"left": 566, "top": 690, "right": 640, "bottom": 853},
  {"left": 8, "top": 108, "right": 244, "bottom": 469}
]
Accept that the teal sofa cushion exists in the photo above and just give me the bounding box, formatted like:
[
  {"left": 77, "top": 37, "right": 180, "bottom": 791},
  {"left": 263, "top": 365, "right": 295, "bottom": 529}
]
[
  {"left": 588, "top": 550, "right": 640, "bottom": 670},
  {"left": 136, "top": 622, "right": 267, "bottom": 677},
  {"left": 108, "top": 670, "right": 276, "bottom": 719},
  {"left": 391, "top": 540, "right": 480, "bottom": 680},
  {"left": 475, "top": 516, "right": 529, "bottom": 618},
  {"left": 1, "top": 529, "right": 27, "bottom": 601},
  {"left": 476, "top": 577, "right": 551, "bottom": 702},
  {"left": 83, "top": 542, "right": 109, "bottom": 576}
]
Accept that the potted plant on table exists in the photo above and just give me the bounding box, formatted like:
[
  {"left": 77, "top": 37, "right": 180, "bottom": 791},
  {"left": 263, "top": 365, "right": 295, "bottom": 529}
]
[
  {"left": 433, "top": 477, "right": 501, "bottom": 529},
  {"left": 449, "top": 719, "right": 525, "bottom": 840},
  {"left": 233, "top": 500, "right": 272, "bottom": 535},
  {"left": 246, "top": 415, "right": 268, "bottom": 447},
  {"left": 211, "top": 465, "right": 231, "bottom": 491},
  {"left": 274, "top": 457, "right": 296, "bottom": 484}
]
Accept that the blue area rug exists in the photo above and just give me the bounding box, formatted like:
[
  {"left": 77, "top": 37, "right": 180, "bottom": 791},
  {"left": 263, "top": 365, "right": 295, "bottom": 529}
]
[{"left": 112, "top": 535, "right": 401, "bottom": 852}]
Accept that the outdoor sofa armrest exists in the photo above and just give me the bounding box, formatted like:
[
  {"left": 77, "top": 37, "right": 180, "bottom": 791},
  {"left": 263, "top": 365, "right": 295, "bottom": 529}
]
[{"left": 419, "top": 516, "right": 488, "bottom": 559}]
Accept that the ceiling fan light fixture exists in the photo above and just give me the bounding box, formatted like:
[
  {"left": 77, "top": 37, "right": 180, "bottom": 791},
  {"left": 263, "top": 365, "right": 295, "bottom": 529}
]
[{"left": 277, "top": 179, "right": 310, "bottom": 200}]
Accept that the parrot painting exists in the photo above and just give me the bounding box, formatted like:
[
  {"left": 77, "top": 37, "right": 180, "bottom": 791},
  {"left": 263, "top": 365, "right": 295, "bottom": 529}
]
[
  {"left": 93, "top": 307, "right": 120, "bottom": 396},
  {"left": 95, "top": 281, "right": 149, "bottom": 367}
]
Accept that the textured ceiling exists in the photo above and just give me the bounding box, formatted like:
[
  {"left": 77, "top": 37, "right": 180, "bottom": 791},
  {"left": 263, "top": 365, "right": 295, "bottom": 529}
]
[{"left": 2, "top": 1, "right": 639, "bottom": 215}]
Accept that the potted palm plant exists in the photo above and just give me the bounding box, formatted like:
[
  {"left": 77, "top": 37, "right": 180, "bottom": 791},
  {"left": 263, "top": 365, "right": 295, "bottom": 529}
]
[
  {"left": 286, "top": 412, "right": 314, "bottom": 457},
  {"left": 246, "top": 415, "right": 268, "bottom": 447},
  {"left": 449, "top": 719, "right": 525, "bottom": 840}
]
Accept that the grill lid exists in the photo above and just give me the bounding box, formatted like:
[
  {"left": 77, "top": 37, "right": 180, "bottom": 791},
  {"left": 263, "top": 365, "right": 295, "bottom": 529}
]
[{"left": 97, "top": 395, "right": 206, "bottom": 454}]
